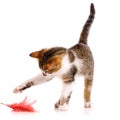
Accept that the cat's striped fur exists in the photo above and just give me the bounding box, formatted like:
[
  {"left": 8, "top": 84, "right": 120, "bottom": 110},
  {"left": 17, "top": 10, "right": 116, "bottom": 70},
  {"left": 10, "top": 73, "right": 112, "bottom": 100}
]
[{"left": 14, "top": 3, "right": 95, "bottom": 110}]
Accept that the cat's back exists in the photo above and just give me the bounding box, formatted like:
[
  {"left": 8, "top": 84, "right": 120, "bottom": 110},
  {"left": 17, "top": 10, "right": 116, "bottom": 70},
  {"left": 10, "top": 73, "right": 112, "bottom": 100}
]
[
  {"left": 69, "top": 43, "right": 93, "bottom": 59},
  {"left": 68, "top": 43, "right": 94, "bottom": 75},
  {"left": 57, "top": 43, "right": 94, "bottom": 77}
]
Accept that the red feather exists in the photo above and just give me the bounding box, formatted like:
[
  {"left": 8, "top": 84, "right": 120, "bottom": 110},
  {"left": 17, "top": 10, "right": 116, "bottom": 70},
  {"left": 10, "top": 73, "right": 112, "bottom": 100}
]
[{"left": 0, "top": 96, "right": 37, "bottom": 112}]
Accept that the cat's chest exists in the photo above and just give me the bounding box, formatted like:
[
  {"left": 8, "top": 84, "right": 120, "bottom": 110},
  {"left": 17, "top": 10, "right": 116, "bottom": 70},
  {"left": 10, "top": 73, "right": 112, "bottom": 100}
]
[{"left": 57, "top": 54, "right": 83, "bottom": 77}]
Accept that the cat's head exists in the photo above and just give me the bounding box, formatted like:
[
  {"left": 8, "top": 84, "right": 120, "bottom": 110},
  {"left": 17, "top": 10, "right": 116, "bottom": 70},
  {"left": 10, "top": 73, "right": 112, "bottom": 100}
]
[{"left": 29, "top": 47, "right": 66, "bottom": 75}]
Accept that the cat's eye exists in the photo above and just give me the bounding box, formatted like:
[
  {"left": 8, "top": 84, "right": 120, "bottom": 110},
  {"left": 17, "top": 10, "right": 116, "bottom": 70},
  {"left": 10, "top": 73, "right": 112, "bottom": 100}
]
[
  {"left": 43, "top": 64, "right": 50, "bottom": 72},
  {"left": 44, "top": 64, "right": 49, "bottom": 69}
]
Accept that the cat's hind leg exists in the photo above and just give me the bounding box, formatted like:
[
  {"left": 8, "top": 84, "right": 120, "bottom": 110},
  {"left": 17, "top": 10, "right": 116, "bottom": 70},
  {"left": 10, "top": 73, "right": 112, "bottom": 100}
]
[{"left": 84, "top": 77, "right": 93, "bottom": 108}]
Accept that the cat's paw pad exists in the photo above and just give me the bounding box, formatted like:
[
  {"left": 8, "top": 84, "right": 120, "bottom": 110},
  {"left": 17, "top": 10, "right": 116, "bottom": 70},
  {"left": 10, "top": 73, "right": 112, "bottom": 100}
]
[
  {"left": 13, "top": 87, "right": 23, "bottom": 93},
  {"left": 84, "top": 102, "right": 92, "bottom": 108},
  {"left": 55, "top": 102, "right": 69, "bottom": 111}
]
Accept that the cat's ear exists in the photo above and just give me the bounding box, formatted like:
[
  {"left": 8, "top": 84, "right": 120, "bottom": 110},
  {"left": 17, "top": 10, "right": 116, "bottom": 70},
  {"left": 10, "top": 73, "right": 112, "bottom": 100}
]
[{"left": 29, "top": 49, "right": 47, "bottom": 59}]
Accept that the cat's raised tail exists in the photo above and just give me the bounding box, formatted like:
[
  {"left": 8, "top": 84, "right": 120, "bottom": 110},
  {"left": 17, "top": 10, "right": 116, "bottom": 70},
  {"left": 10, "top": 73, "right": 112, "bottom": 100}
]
[{"left": 79, "top": 3, "right": 95, "bottom": 44}]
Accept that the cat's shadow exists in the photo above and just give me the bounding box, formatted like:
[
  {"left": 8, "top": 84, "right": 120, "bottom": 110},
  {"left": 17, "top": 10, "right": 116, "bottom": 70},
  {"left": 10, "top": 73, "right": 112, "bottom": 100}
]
[{"left": 84, "top": 107, "right": 92, "bottom": 116}]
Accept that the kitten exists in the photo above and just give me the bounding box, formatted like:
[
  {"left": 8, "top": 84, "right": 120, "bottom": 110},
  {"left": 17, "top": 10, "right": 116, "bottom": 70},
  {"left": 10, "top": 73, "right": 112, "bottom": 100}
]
[{"left": 13, "top": 3, "right": 95, "bottom": 111}]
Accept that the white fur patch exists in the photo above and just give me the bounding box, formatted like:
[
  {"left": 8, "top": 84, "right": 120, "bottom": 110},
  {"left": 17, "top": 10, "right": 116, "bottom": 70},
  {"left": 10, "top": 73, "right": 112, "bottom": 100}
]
[
  {"left": 58, "top": 53, "right": 72, "bottom": 76},
  {"left": 61, "top": 82, "right": 75, "bottom": 98},
  {"left": 84, "top": 102, "right": 91, "bottom": 108},
  {"left": 71, "top": 50, "right": 83, "bottom": 74}
]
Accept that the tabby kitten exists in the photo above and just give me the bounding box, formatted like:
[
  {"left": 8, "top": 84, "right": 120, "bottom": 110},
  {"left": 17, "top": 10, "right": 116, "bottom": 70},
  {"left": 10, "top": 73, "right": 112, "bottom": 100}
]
[{"left": 14, "top": 3, "right": 95, "bottom": 111}]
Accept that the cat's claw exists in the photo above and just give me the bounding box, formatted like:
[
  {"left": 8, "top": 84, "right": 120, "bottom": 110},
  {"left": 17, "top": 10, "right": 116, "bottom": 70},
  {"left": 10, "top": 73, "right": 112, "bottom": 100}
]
[
  {"left": 55, "top": 102, "right": 69, "bottom": 111},
  {"left": 84, "top": 102, "right": 92, "bottom": 108},
  {"left": 13, "top": 87, "right": 23, "bottom": 93}
]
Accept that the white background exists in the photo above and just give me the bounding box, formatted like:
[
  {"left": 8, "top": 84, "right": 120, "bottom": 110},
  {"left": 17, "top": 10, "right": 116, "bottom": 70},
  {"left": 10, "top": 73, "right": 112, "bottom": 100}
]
[{"left": 0, "top": 0, "right": 120, "bottom": 119}]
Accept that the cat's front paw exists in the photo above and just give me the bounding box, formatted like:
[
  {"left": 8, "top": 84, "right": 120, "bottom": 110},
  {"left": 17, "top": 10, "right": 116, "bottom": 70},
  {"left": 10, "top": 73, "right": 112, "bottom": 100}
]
[
  {"left": 13, "top": 86, "right": 24, "bottom": 93},
  {"left": 55, "top": 101, "right": 69, "bottom": 111}
]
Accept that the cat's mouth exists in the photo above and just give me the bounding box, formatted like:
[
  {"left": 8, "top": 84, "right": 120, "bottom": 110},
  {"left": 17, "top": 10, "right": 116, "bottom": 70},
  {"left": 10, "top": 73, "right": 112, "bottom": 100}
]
[
  {"left": 42, "top": 70, "right": 54, "bottom": 76},
  {"left": 42, "top": 70, "right": 50, "bottom": 76},
  {"left": 42, "top": 72, "right": 47, "bottom": 76}
]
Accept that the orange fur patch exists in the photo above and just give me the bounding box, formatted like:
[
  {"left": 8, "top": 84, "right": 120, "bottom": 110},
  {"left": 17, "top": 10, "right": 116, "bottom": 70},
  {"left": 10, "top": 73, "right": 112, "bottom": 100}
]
[{"left": 43, "top": 57, "right": 62, "bottom": 73}]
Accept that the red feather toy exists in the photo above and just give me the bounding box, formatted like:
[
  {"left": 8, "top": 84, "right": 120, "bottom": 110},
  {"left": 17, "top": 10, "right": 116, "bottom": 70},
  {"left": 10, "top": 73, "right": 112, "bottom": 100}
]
[{"left": 0, "top": 96, "right": 37, "bottom": 112}]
